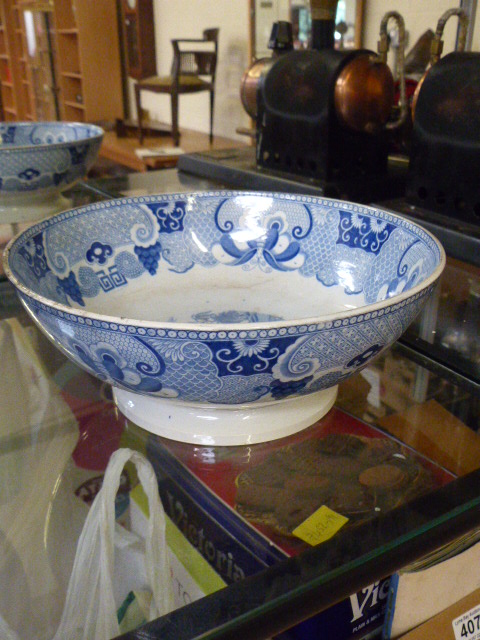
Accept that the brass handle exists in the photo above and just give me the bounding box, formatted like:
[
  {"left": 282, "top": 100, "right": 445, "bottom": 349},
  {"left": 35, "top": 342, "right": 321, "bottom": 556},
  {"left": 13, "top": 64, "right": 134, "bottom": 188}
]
[
  {"left": 411, "top": 8, "right": 470, "bottom": 120},
  {"left": 377, "top": 11, "right": 408, "bottom": 130},
  {"left": 430, "top": 8, "right": 469, "bottom": 66}
]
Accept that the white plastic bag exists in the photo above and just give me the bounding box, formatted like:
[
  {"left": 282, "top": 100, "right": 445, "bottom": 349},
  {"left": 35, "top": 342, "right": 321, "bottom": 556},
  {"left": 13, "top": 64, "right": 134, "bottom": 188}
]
[{"left": 52, "top": 448, "right": 175, "bottom": 640}]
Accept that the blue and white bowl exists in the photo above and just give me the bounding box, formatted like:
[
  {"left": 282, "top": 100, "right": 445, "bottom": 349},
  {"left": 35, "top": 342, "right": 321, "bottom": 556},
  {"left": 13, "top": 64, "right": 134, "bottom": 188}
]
[
  {"left": 4, "top": 191, "right": 445, "bottom": 444},
  {"left": 0, "top": 122, "right": 104, "bottom": 223}
]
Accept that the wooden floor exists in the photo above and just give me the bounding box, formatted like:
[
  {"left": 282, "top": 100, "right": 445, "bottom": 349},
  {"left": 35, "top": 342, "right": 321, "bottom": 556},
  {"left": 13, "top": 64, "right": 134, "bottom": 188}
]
[{"left": 96, "top": 122, "right": 249, "bottom": 174}]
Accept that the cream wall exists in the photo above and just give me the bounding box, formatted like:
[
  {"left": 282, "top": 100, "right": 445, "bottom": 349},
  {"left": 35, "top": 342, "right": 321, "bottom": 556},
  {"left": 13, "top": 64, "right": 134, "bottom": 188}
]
[
  {"left": 138, "top": 0, "right": 477, "bottom": 143},
  {"left": 255, "top": 0, "right": 290, "bottom": 57},
  {"left": 362, "top": 0, "right": 467, "bottom": 61},
  {"left": 138, "top": 0, "right": 251, "bottom": 142},
  {"left": 472, "top": 2, "right": 480, "bottom": 49}
]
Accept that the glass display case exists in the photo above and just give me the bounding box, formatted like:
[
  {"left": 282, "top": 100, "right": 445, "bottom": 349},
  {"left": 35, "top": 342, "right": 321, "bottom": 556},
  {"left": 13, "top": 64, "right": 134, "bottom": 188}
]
[{"left": 1, "top": 169, "right": 479, "bottom": 640}]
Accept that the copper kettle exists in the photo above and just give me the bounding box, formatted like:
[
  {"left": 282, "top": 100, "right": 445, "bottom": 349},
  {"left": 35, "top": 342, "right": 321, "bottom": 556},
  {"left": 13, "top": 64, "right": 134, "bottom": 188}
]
[
  {"left": 240, "top": 0, "right": 408, "bottom": 135},
  {"left": 334, "top": 11, "right": 408, "bottom": 133},
  {"left": 240, "top": 21, "right": 293, "bottom": 119},
  {"left": 240, "top": 0, "right": 340, "bottom": 120}
]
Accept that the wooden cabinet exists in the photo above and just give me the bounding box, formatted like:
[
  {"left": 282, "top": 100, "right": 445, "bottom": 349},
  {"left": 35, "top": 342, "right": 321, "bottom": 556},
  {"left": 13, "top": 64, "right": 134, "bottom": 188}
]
[
  {"left": 120, "top": 0, "right": 156, "bottom": 80},
  {"left": 0, "top": 1, "right": 29, "bottom": 121},
  {"left": 53, "top": 0, "right": 124, "bottom": 122},
  {"left": 0, "top": 0, "right": 124, "bottom": 124}
]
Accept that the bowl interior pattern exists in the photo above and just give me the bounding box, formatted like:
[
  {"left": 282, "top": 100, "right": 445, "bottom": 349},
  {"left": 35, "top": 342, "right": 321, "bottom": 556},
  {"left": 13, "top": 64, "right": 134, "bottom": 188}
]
[
  {"left": 0, "top": 122, "right": 103, "bottom": 196},
  {"left": 5, "top": 192, "right": 444, "bottom": 408}
]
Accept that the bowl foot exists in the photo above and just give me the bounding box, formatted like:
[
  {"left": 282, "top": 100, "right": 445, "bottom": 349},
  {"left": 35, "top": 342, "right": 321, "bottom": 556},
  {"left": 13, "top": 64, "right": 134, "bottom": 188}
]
[
  {"left": 113, "top": 386, "right": 338, "bottom": 445},
  {"left": 0, "top": 193, "right": 72, "bottom": 223}
]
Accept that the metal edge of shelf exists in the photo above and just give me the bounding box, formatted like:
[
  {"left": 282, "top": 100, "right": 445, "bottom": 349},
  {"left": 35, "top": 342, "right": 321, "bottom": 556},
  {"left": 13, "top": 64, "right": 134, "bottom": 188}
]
[
  {"left": 397, "top": 337, "right": 480, "bottom": 395},
  {"left": 117, "top": 468, "right": 480, "bottom": 640},
  {"left": 176, "top": 150, "right": 328, "bottom": 196}
]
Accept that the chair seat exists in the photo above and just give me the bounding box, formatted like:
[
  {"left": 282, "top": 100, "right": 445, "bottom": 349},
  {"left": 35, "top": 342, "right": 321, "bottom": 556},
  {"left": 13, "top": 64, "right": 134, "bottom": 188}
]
[
  {"left": 138, "top": 75, "right": 210, "bottom": 89},
  {"left": 135, "top": 27, "right": 219, "bottom": 146}
]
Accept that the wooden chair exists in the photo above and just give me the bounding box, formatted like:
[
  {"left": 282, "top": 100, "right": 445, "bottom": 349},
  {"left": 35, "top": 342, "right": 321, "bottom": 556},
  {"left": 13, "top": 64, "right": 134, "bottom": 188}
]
[{"left": 135, "top": 28, "right": 219, "bottom": 146}]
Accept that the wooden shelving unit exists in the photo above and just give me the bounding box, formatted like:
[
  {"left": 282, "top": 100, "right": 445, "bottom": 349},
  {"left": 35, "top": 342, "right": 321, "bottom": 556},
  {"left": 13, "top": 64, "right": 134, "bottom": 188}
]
[
  {"left": 52, "top": 0, "right": 124, "bottom": 123},
  {"left": 0, "top": 0, "right": 28, "bottom": 120},
  {"left": 0, "top": 0, "right": 124, "bottom": 124}
]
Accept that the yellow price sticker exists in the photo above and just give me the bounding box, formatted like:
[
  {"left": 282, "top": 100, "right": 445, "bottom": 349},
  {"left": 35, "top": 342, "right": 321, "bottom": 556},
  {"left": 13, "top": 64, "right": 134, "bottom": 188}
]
[{"left": 293, "top": 505, "right": 349, "bottom": 546}]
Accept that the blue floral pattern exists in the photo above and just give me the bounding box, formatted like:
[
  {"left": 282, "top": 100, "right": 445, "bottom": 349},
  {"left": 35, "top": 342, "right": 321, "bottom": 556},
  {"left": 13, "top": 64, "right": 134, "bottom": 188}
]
[
  {"left": 134, "top": 242, "right": 162, "bottom": 275},
  {"left": 71, "top": 336, "right": 164, "bottom": 394},
  {"left": 146, "top": 200, "right": 186, "bottom": 233},
  {"left": 337, "top": 211, "right": 396, "bottom": 254},
  {"left": 68, "top": 145, "right": 89, "bottom": 165},
  {"left": 57, "top": 272, "right": 84, "bottom": 307},
  {"left": 18, "top": 167, "right": 40, "bottom": 181},
  {"left": 14, "top": 281, "right": 436, "bottom": 406},
  {"left": 346, "top": 344, "right": 383, "bottom": 368},
  {"left": 0, "top": 122, "right": 103, "bottom": 197},
  {"left": 192, "top": 310, "right": 282, "bottom": 323},
  {"left": 0, "top": 126, "right": 15, "bottom": 144},
  {"left": 7, "top": 191, "right": 444, "bottom": 407},
  {"left": 86, "top": 241, "right": 113, "bottom": 265},
  {"left": 18, "top": 233, "right": 50, "bottom": 279},
  {"left": 269, "top": 375, "right": 314, "bottom": 400},
  {"left": 208, "top": 335, "right": 296, "bottom": 376},
  {"left": 212, "top": 199, "right": 311, "bottom": 272}
]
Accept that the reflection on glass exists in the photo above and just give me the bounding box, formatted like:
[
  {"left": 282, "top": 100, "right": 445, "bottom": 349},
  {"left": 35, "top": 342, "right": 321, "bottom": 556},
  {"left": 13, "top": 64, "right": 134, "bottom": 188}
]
[
  {"left": 21, "top": 10, "right": 59, "bottom": 120},
  {"left": 125, "top": 16, "right": 140, "bottom": 70},
  {"left": 24, "top": 11, "right": 36, "bottom": 57},
  {"left": 291, "top": 0, "right": 357, "bottom": 50},
  {"left": 254, "top": 0, "right": 361, "bottom": 57}
]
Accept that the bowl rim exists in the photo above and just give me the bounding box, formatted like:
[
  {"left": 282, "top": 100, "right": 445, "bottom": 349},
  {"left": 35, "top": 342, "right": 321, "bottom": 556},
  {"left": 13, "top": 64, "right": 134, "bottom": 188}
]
[
  {"left": 0, "top": 121, "right": 104, "bottom": 152},
  {"left": 3, "top": 190, "right": 447, "bottom": 331}
]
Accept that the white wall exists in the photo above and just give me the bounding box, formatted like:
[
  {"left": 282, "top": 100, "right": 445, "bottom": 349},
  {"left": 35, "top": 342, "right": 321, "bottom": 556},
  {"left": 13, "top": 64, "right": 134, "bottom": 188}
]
[
  {"left": 472, "top": 2, "right": 480, "bottom": 49},
  {"left": 137, "top": 0, "right": 251, "bottom": 142},
  {"left": 255, "top": 0, "right": 290, "bottom": 57},
  {"left": 135, "top": 0, "right": 477, "bottom": 143},
  {"left": 362, "top": 0, "right": 467, "bottom": 61}
]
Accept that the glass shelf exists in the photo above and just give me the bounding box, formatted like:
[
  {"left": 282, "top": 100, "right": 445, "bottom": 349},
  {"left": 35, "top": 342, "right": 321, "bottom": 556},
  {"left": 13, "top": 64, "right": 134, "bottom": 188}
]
[{"left": 1, "top": 172, "right": 479, "bottom": 640}]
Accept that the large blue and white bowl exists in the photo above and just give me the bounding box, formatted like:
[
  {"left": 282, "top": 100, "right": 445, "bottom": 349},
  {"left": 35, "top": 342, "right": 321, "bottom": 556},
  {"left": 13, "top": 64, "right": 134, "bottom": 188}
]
[
  {"left": 0, "top": 122, "right": 104, "bottom": 223},
  {"left": 4, "top": 191, "right": 445, "bottom": 444}
]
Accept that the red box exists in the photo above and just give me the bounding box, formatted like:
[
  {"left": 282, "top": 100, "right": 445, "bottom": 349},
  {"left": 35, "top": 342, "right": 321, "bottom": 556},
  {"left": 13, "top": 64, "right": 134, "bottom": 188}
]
[{"left": 145, "top": 407, "right": 454, "bottom": 640}]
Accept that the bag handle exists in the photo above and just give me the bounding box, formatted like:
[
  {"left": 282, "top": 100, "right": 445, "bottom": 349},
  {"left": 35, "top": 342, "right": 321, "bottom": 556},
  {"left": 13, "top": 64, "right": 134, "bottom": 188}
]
[{"left": 54, "top": 448, "right": 174, "bottom": 640}]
